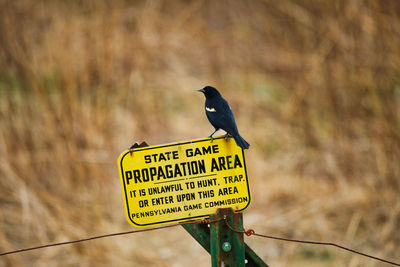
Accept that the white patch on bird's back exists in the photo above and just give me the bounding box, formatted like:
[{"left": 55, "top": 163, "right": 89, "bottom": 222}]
[{"left": 206, "top": 107, "right": 216, "bottom": 112}]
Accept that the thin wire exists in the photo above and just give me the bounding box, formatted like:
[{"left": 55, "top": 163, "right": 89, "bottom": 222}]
[
  {"left": 0, "top": 225, "right": 176, "bottom": 257},
  {"left": 0, "top": 218, "right": 221, "bottom": 257},
  {"left": 223, "top": 216, "right": 400, "bottom": 267},
  {"left": 251, "top": 233, "right": 400, "bottom": 266}
]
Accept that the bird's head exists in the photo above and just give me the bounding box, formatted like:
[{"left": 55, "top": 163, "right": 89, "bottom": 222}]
[{"left": 197, "top": 86, "right": 221, "bottom": 98}]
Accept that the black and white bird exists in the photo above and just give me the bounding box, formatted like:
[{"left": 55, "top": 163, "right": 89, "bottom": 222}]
[{"left": 198, "top": 86, "right": 250, "bottom": 149}]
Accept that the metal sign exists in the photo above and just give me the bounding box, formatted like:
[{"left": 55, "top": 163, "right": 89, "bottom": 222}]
[{"left": 118, "top": 136, "right": 251, "bottom": 228}]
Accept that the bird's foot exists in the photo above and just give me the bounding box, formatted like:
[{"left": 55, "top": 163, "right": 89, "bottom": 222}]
[
  {"left": 208, "top": 129, "right": 218, "bottom": 143},
  {"left": 224, "top": 133, "right": 231, "bottom": 140}
]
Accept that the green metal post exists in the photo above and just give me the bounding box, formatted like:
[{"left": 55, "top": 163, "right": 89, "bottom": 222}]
[
  {"left": 210, "top": 208, "right": 245, "bottom": 267},
  {"left": 181, "top": 222, "right": 211, "bottom": 253},
  {"left": 182, "top": 222, "right": 269, "bottom": 266}
]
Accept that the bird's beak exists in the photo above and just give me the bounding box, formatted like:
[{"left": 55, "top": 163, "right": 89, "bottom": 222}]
[{"left": 197, "top": 88, "right": 205, "bottom": 93}]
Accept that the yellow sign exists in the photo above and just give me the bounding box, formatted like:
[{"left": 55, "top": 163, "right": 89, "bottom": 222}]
[{"left": 118, "top": 136, "right": 250, "bottom": 228}]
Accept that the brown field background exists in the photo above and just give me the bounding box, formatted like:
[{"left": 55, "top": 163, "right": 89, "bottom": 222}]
[{"left": 0, "top": 0, "right": 399, "bottom": 266}]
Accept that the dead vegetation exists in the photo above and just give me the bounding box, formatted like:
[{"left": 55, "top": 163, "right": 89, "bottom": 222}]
[{"left": 0, "top": 0, "right": 399, "bottom": 266}]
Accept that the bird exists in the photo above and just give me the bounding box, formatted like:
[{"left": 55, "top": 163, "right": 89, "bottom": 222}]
[{"left": 198, "top": 86, "right": 249, "bottom": 149}]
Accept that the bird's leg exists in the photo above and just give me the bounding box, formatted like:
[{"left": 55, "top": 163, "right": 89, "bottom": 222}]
[
  {"left": 208, "top": 129, "right": 218, "bottom": 142},
  {"left": 224, "top": 133, "right": 231, "bottom": 140}
]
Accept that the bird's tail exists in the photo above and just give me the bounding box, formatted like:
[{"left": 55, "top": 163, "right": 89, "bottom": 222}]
[{"left": 232, "top": 134, "right": 250, "bottom": 150}]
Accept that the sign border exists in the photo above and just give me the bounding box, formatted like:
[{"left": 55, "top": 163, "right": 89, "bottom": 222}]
[{"left": 118, "top": 136, "right": 251, "bottom": 227}]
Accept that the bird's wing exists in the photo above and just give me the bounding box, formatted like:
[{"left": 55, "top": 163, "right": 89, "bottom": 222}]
[{"left": 206, "top": 97, "right": 238, "bottom": 134}]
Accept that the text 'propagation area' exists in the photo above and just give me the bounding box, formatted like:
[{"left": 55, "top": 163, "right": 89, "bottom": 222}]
[{"left": 118, "top": 137, "right": 251, "bottom": 227}]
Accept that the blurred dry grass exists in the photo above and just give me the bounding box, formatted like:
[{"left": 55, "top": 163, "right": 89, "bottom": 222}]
[{"left": 0, "top": 0, "right": 399, "bottom": 266}]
